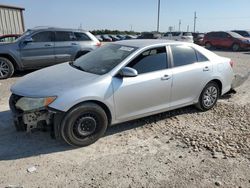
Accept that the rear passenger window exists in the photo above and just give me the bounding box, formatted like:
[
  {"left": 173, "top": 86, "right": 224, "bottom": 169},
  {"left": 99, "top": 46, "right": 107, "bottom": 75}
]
[
  {"left": 55, "top": 31, "right": 75, "bottom": 41},
  {"left": 196, "top": 50, "right": 209, "bottom": 62},
  {"left": 171, "top": 45, "right": 197, "bottom": 67},
  {"left": 128, "top": 47, "right": 168, "bottom": 74},
  {"left": 74, "top": 32, "right": 91, "bottom": 41}
]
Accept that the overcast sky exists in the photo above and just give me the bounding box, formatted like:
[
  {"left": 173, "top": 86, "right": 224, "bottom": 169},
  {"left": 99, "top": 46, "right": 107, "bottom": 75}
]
[{"left": 1, "top": 0, "right": 250, "bottom": 32}]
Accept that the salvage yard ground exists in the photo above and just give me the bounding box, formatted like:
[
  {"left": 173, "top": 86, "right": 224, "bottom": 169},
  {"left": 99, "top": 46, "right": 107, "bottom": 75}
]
[{"left": 0, "top": 50, "right": 249, "bottom": 188}]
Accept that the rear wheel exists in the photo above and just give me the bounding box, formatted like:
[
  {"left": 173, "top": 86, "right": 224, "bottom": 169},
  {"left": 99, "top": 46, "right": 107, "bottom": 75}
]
[
  {"left": 205, "top": 42, "right": 212, "bottom": 49},
  {"left": 60, "top": 103, "right": 108, "bottom": 147},
  {"left": 232, "top": 43, "right": 240, "bottom": 52},
  {"left": 196, "top": 82, "right": 219, "bottom": 111},
  {"left": 0, "top": 57, "right": 14, "bottom": 79}
]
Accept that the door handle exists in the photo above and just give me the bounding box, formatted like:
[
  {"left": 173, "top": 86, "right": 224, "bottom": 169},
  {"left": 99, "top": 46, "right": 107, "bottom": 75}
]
[
  {"left": 45, "top": 44, "right": 52, "bottom": 47},
  {"left": 71, "top": 43, "right": 77, "bottom": 45},
  {"left": 203, "top": 66, "right": 210, "bottom": 71},
  {"left": 161, "top": 75, "right": 171, "bottom": 81}
]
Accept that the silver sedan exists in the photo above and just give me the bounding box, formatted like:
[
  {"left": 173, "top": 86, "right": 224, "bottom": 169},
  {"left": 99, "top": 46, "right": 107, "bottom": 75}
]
[{"left": 9, "top": 40, "right": 234, "bottom": 146}]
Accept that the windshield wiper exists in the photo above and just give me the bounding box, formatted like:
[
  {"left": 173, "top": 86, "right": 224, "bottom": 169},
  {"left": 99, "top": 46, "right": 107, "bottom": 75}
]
[{"left": 69, "top": 62, "right": 86, "bottom": 72}]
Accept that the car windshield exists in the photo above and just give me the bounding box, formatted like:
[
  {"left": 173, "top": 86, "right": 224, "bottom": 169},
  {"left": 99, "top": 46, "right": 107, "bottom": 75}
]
[
  {"left": 15, "top": 31, "right": 33, "bottom": 42},
  {"left": 229, "top": 32, "right": 244, "bottom": 38},
  {"left": 73, "top": 44, "right": 138, "bottom": 75}
]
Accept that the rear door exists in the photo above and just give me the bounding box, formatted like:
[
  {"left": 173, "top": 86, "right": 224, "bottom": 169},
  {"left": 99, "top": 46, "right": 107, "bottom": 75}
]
[
  {"left": 54, "top": 31, "right": 80, "bottom": 63},
  {"left": 20, "top": 31, "right": 55, "bottom": 68},
  {"left": 169, "top": 45, "right": 213, "bottom": 108}
]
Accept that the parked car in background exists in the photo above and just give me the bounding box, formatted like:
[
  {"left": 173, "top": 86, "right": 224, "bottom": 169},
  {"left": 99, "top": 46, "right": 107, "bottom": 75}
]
[
  {"left": 109, "top": 35, "right": 120, "bottom": 41},
  {"left": 0, "top": 34, "right": 21, "bottom": 43},
  {"left": 137, "top": 32, "right": 161, "bottom": 39},
  {"left": 192, "top": 33, "right": 205, "bottom": 45},
  {"left": 124, "top": 35, "right": 137, "bottom": 40},
  {"left": 232, "top": 30, "right": 250, "bottom": 38},
  {"left": 116, "top": 35, "right": 125, "bottom": 40},
  {"left": 101, "top": 35, "right": 112, "bottom": 42},
  {"left": 95, "top": 35, "right": 103, "bottom": 42},
  {"left": 203, "top": 31, "right": 250, "bottom": 51},
  {"left": 10, "top": 40, "right": 234, "bottom": 146},
  {"left": 0, "top": 27, "right": 100, "bottom": 79},
  {"left": 163, "top": 32, "right": 194, "bottom": 43}
]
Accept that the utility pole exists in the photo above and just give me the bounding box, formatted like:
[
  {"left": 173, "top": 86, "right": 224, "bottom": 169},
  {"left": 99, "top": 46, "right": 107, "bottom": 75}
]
[
  {"left": 157, "top": 0, "right": 160, "bottom": 32},
  {"left": 193, "top": 11, "right": 197, "bottom": 33},
  {"left": 130, "top": 24, "right": 133, "bottom": 31},
  {"left": 187, "top": 25, "right": 189, "bottom": 32},
  {"left": 178, "top": 20, "right": 181, "bottom": 31}
]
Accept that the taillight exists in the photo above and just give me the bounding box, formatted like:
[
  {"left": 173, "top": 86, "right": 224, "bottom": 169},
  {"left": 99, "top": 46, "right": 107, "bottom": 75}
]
[
  {"left": 96, "top": 42, "right": 101, "bottom": 47},
  {"left": 229, "top": 60, "right": 234, "bottom": 67}
]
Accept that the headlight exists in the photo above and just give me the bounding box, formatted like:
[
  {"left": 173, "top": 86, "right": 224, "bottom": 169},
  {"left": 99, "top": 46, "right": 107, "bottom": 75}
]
[
  {"left": 15, "top": 96, "right": 56, "bottom": 111},
  {"left": 241, "top": 40, "right": 250, "bottom": 44}
]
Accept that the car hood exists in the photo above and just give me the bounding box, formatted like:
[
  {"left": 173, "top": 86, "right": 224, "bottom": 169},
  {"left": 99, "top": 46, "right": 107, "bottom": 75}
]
[{"left": 11, "top": 62, "right": 100, "bottom": 97}]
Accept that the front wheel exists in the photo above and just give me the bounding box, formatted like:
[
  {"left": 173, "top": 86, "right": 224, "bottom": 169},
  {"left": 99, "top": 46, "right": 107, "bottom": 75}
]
[
  {"left": 232, "top": 43, "right": 240, "bottom": 52},
  {"left": 196, "top": 82, "right": 220, "bottom": 111},
  {"left": 60, "top": 103, "right": 108, "bottom": 147}
]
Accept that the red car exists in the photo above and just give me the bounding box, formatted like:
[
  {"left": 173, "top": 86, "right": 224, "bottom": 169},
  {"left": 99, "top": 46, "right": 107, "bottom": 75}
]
[
  {"left": 0, "top": 34, "right": 21, "bottom": 43},
  {"left": 203, "top": 31, "right": 250, "bottom": 51}
]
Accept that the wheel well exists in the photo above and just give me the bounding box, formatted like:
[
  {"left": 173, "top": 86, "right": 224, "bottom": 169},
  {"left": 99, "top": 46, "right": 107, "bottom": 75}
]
[
  {"left": 210, "top": 79, "right": 222, "bottom": 95},
  {"left": 0, "top": 54, "right": 19, "bottom": 70},
  {"left": 72, "top": 100, "right": 112, "bottom": 125}
]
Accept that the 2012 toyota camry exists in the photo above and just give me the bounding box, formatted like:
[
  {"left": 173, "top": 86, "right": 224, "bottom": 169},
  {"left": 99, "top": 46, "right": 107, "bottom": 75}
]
[{"left": 9, "top": 40, "right": 234, "bottom": 146}]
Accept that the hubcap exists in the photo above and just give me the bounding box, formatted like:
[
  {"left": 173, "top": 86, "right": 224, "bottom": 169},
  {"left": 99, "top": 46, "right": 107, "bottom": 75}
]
[
  {"left": 233, "top": 44, "right": 239, "bottom": 51},
  {"left": 0, "top": 60, "right": 9, "bottom": 78},
  {"left": 203, "top": 86, "right": 218, "bottom": 108},
  {"left": 73, "top": 115, "right": 97, "bottom": 137}
]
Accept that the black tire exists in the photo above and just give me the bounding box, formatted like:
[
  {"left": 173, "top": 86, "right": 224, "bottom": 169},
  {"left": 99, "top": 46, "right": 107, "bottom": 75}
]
[
  {"left": 205, "top": 42, "right": 212, "bottom": 49},
  {"left": 232, "top": 43, "right": 240, "bottom": 52},
  {"left": 196, "top": 82, "right": 220, "bottom": 111},
  {"left": 60, "top": 103, "right": 108, "bottom": 147},
  {"left": 0, "top": 57, "right": 14, "bottom": 79}
]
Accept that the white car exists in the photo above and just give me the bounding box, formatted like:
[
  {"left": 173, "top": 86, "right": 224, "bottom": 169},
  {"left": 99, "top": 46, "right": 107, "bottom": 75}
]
[
  {"left": 10, "top": 40, "right": 234, "bottom": 146},
  {"left": 163, "top": 32, "right": 194, "bottom": 43}
]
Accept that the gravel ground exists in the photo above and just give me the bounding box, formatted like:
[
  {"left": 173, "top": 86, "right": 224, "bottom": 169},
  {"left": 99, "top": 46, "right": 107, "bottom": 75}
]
[{"left": 0, "top": 50, "right": 249, "bottom": 188}]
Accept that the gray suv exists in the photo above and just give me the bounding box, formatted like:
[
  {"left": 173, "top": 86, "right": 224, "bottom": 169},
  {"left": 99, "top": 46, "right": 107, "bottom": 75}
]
[{"left": 0, "top": 27, "right": 101, "bottom": 79}]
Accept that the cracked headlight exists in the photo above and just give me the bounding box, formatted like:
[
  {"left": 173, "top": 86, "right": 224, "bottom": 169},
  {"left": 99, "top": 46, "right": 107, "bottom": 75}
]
[{"left": 15, "top": 96, "right": 57, "bottom": 111}]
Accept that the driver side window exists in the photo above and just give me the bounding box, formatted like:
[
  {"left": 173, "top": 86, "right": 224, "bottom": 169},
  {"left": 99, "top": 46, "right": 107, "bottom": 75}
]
[
  {"left": 32, "top": 31, "right": 53, "bottom": 42},
  {"left": 127, "top": 47, "right": 168, "bottom": 74}
]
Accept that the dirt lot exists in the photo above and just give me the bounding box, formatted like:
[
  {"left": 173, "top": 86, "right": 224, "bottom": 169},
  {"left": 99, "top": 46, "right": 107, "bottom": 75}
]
[{"left": 0, "top": 50, "right": 249, "bottom": 188}]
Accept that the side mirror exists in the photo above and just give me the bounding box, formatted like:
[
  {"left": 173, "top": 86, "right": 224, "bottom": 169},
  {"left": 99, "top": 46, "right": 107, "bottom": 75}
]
[
  {"left": 23, "top": 37, "right": 33, "bottom": 43},
  {"left": 119, "top": 67, "right": 138, "bottom": 77}
]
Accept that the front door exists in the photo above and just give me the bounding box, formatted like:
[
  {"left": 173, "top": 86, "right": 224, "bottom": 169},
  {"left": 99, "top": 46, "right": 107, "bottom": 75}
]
[
  {"left": 113, "top": 46, "right": 172, "bottom": 122},
  {"left": 20, "top": 31, "right": 55, "bottom": 68}
]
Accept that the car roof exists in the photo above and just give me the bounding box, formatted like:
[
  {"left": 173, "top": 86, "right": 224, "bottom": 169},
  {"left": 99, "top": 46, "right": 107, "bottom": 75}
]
[
  {"left": 27, "top": 27, "right": 88, "bottom": 32},
  {"left": 114, "top": 39, "right": 183, "bottom": 48}
]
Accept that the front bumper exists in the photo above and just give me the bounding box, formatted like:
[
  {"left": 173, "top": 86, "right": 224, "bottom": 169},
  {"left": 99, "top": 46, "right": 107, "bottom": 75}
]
[{"left": 9, "top": 94, "right": 64, "bottom": 135}]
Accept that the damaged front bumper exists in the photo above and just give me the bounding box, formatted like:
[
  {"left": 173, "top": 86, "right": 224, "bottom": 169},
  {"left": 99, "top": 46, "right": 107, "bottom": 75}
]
[{"left": 9, "top": 94, "right": 64, "bottom": 138}]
